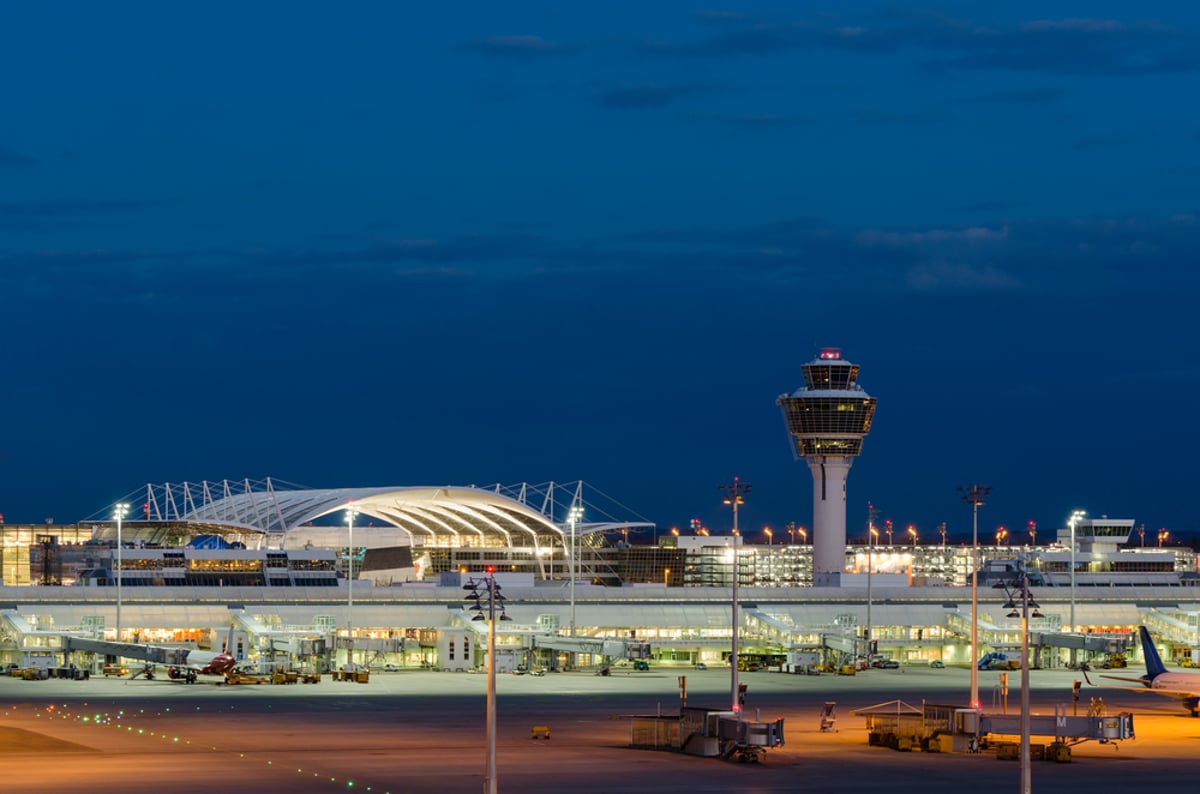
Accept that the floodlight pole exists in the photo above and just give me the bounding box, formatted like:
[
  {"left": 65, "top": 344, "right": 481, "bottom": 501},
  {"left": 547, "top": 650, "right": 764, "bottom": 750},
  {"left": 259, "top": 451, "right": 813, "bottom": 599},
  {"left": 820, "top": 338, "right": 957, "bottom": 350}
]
[
  {"left": 1068, "top": 510, "right": 1085, "bottom": 668},
  {"left": 1019, "top": 574, "right": 1033, "bottom": 794},
  {"left": 960, "top": 485, "right": 991, "bottom": 710},
  {"left": 113, "top": 503, "right": 129, "bottom": 642},
  {"left": 567, "top": 504, "right": 583, "bottom": 639},
  {"left": 346, "top": 504, "right": 359, "bottom": 668},
  {"left": 720, "top": 477, "right": 750, "bottom": 715},
  {"left": 867, "top": 502, "right": 878, "bottom": 658},
  {"left": 485, "top": 571, "right": 498, "bottom": 794}
]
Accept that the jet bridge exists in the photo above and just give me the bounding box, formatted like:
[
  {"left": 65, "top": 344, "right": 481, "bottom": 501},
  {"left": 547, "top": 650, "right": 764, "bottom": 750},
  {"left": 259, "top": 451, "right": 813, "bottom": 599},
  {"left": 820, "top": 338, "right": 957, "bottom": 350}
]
[
  {"left": 63, "top": 636, "right": 196, "bottom": 667},
  {"left": 1028, "top": 631, "right": 1133, "bottom": 654},
  {"left": 229, "top": 608, "right": 331, "bottom": 658},
  {"left": 531, "top": 635, "right": 650, "bottom": 660},
  {"left": 856, "top": 700, "right": 1134, "bottom": 755},
  {"left": 449, "top": 608, "right": 651, "bottom": 663}
]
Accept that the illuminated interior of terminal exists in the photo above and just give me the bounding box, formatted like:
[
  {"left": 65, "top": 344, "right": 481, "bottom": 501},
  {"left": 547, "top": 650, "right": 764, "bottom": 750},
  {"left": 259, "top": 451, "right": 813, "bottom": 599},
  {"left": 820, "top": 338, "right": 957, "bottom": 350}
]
[{"left": 3, "top": 483, "right": 1199, "bottom": 675}]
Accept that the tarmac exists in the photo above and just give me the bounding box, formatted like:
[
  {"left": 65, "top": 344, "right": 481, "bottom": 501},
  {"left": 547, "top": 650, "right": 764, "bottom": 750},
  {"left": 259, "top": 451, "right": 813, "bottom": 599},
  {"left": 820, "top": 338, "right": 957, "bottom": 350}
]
[{"left": 2, "top": 664, "right": 1197, "bottom": 793}]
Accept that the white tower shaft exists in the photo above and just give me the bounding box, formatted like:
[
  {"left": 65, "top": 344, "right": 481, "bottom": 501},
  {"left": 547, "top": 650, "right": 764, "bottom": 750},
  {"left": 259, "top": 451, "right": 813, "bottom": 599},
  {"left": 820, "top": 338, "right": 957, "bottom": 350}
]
[{"left": 807, "top": 457, "right": 852, "bottom": 574}]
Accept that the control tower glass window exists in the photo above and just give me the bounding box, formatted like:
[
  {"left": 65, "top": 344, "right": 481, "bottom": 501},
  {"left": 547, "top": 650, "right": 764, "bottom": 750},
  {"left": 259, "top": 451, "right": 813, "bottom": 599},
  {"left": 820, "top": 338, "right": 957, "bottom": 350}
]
[
  {"left": 780, "top": 398, "right": 875, "bottom": 435},
  {"left": 802, "top": 363, "right": 860, "bottom": 390}
]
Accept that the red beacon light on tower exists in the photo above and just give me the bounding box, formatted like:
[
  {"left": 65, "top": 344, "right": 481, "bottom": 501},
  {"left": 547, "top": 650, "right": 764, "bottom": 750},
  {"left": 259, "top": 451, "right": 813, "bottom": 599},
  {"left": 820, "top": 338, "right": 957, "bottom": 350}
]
[{"left": 818, "top": 348, "right": 842, "bottom": 360}]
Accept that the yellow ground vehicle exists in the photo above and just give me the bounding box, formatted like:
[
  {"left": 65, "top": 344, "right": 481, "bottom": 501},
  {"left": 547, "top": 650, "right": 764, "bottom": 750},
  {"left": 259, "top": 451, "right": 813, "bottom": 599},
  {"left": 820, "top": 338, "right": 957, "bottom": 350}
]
[{"left": 736, "top": 652, "right": 786, "bottom": 672}]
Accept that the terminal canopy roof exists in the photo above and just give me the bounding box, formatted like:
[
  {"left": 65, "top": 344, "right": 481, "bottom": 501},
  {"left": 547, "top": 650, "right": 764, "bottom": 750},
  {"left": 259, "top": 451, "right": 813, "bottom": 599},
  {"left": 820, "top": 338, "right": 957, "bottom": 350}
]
[{"left": 156, "top": 482, "right": 566, "bottom": 547}]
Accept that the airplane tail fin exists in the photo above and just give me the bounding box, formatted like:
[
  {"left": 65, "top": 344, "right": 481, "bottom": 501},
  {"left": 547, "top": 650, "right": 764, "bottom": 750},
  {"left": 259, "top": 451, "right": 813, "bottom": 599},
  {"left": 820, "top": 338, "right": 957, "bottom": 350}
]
[
  {"left": 1139, "top": 626, "right": 1167, "bottom": 680},
  {"left": 223, "top": 623, "right": 236, "bottom": 660}
]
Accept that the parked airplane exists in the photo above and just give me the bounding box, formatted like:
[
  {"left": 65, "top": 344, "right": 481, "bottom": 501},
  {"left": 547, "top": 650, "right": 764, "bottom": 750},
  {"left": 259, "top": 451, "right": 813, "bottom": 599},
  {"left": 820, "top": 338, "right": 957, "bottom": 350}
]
[
  {"left": 65, "top": 629, "right": 238, "bottom": 684},
  {"left": 1083, "top": 626, "right": 1200, "bottom": 716},
  {"left": 161, "top": 646, "right": 237, "bottom": 683}
]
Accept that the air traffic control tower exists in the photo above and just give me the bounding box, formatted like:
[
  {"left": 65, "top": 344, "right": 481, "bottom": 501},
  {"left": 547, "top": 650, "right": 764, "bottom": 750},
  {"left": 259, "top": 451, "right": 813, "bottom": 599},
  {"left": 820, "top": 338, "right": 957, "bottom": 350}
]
[{"left": 777, "top": 349, "right": 877, "bottom": 585}]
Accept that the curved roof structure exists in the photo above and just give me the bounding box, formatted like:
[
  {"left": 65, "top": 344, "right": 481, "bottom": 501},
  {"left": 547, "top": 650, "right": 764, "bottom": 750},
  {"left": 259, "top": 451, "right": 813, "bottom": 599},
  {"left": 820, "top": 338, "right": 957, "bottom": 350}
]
[
  {"left": 114, "top": 478, "right": 656, "bottom": 551},
  {"left": 174, "top": 484, "right": 564, "bottom": 547}
]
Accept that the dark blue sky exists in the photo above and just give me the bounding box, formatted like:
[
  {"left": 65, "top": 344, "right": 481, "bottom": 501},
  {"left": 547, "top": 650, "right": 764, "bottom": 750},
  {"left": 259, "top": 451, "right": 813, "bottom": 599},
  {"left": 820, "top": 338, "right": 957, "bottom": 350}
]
[{"left": 3, "top": 2, "right": 1199, "bottom": 542}]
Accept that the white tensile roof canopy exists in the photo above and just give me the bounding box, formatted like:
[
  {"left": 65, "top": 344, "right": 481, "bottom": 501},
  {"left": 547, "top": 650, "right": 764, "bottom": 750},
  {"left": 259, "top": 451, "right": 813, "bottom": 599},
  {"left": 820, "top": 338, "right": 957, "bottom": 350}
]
[
  {"left": 180, "top": 484, "right": 562, "bottom": 547},
  {"left": 126, "top": 478, "right": 654, "bottom": 549}
]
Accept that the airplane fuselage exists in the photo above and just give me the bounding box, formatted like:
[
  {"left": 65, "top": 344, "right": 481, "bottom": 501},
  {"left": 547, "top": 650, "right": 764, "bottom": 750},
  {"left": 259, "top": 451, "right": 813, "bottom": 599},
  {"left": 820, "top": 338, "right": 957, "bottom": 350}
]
[{"left": 185, "top": 650, "right": 237, "bottom": 676}]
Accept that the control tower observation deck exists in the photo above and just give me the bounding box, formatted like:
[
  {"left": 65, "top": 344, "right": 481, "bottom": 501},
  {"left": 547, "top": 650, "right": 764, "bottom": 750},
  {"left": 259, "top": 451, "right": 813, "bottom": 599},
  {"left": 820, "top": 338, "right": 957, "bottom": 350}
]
[{"left": 776, "top": 349, "right": 877, "bottom": 580}]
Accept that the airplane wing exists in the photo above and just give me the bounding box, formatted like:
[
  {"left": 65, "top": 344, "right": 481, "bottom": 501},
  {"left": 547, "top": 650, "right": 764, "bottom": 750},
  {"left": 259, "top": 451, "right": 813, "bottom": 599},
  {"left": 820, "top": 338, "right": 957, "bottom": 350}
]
[
  {"left": 1141, "top": 687, "right": 1200, "bottom": 701},
  {"left": 1085, "top": 670, "right": 1198, "bottom": 702},
  {"left": 1081, "top": 669, "right": 1147, "bottom": 690}
]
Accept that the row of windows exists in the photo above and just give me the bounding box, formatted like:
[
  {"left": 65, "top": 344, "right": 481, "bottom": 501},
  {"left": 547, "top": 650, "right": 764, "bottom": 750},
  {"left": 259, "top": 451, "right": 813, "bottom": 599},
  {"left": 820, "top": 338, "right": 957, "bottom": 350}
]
[
  {"left": 799, "top": 363, "right": 860, "bottom": 390},
  {"left": 106, "top": 557, "right": 334, "bottom": 572},
  {"left": 111, "top": 574, "right": 340, "bottom": 587},
  {"left": 447, "top": 550, "right": 526, "bottom": 561}
]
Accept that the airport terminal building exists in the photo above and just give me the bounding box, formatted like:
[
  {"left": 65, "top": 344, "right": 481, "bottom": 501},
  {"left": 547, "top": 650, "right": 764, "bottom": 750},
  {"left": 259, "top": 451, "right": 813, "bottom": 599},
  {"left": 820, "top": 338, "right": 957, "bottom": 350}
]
[{"left": 3, "top": 478, "right": 1200, "bottom": 675}]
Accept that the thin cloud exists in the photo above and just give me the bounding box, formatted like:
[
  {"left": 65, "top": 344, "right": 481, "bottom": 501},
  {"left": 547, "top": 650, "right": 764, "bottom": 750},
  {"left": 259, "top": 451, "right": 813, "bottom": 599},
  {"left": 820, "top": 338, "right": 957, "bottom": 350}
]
[
  {"left": 849, "top": 109, "right": 943, "bottom": 125},
  {"left": 7, "top": 213, "right": 1200, "bottom": 304},
  {"left": 649, "top": 24, "right": 799, "bottom": 57},
  {"left": 693, "top": 10, "right": 754, "bottom": 25},
  {"left": 647, "top": 12, "right": 1200, "bottom": 76},
  {"left": 0, "top": 197, "right": 175, "bottom": 233},
  {"left": 0, "top": 197, "right": 174, "bottom": 218},
  {"left": 1073, "top": 135, "right": 1135, "bottom": 151},
  {"left": 684, "top": 111, "right": 804, "bottom": 128},
  {"left": 466, "top": 35, "right": 571, "bottom": 58},
  {"left": 905, "top": 260, "right": 1023, "bottom": 291},
  {"left": 597, "top": 83, "right": 697, "bottom": 109},
  {"left": 0, "top": 144, "right": 35, "bottom": 166},
  {"left": 956, "top": 87, "right": 1067, "bottom": 105},
  {"left": 923, "top": 18, "right": 1200, "bottom": 75},
  {"left": 951, "top": 199, "right": 1031, "bottom": 214}
]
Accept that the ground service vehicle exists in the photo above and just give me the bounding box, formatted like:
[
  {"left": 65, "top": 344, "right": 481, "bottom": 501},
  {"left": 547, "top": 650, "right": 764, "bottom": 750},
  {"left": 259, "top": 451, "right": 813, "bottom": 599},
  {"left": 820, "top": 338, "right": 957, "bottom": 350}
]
[{"left": 978, "top": 652, "right": 1022, "bottom": 670}]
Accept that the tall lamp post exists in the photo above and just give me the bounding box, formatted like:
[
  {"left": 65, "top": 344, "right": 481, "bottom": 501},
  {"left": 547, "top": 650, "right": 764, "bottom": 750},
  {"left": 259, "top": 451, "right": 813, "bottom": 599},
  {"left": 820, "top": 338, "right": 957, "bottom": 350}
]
[
  {"left": 567, "top": 504, "right": 584, "bottom": 638},
  {"left": 113, "top": 502, "right": 129, "bottom": 641},
  {"left": 720, "top": 476, "right": 750, "bottom": 714},
  {"left": 465, "top": 565, "right": 510, "bottom": 794},
  {"left": 867, "top": 502, "right": 879, "bottom": 660},
  {"left": 959, "top": 484, "right": 991, "bottom": 709},
  {"left": 1004, "top": 572, "right": 1042, "bottom": 794},
  {"left": 345, "top": 503, "right": 360, "bottom": 668},
  {"left": 1067, "top": 509, "right": 1085, "bottom": 667}
]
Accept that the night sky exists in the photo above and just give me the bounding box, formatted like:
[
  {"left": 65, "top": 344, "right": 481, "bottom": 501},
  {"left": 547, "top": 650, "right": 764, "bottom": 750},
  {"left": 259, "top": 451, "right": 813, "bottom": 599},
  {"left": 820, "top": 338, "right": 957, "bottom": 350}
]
[{"left": 3, "top": 2, "right": 1199, "bottom": 544}]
